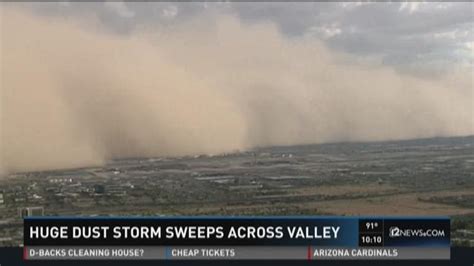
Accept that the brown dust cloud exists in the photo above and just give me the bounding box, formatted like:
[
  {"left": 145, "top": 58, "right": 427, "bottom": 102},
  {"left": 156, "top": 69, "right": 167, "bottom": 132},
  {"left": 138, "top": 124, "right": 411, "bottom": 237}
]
[{"left": 1, "top": 7, "right": 472, "bottom": 175}]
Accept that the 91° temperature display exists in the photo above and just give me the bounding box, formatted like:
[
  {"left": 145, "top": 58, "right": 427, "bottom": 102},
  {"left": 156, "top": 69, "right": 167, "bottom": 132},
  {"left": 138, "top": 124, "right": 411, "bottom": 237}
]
[{"left": 359, "top": 219, "right": 384, "bottom": 246}]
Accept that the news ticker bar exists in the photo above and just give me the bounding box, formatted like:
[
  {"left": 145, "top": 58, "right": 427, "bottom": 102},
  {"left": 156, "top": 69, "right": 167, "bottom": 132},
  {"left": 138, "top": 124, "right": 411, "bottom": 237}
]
[
  {"left": 25, "top": 246, "right": 450, "bottom": 260},
  {"left": 23, "top": 216, "right": 450, "bottom": 260}
]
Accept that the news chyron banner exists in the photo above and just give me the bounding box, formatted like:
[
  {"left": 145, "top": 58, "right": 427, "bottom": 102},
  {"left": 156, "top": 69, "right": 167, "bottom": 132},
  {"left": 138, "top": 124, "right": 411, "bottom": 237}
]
[{"left": 23, "top": 216, "right": 450, "bottom": 260}]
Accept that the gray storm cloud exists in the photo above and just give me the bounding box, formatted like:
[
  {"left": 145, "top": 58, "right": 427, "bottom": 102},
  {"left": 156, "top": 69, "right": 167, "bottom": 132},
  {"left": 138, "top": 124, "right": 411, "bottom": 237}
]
[{"left": 0, "top": 7, "right": 472, "bottom": 175}]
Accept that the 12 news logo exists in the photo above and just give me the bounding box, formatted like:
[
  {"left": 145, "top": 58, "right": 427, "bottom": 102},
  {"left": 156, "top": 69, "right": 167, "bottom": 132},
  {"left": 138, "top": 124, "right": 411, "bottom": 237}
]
[{"left": 389, "top": 227, "right": 446, "bottom": 238}]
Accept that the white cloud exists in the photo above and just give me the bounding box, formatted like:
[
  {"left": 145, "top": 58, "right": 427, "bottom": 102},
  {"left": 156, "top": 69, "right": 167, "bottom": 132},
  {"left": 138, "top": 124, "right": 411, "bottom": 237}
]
[
  {"left": 435, "top": 3, "right": 452, "bottom": 10},
  {"left": 308, "top": 24, "right": 342, "bottom": 39},
  {"left": 162, "top": 5, "right": 178, "bottom": 19},
  {"left": 434, "top": 29, "right": 469, "bottom": 40},
  {"left": 341, "top": 2, "right": 374, "bottom": 9},
  {"left": 465, "top": 41, "right": 474, "bottom": 52},
  {"left": 399, "top": 2, "right": 425, "bottom": 14},
  {"left": 104, "top": 1, "right": 135, "bottom": 18}
]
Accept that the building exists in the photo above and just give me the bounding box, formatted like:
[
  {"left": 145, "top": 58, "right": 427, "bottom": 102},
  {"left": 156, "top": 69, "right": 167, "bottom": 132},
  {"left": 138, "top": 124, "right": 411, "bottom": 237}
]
[{"left": 18, "top": 206, "right": 44, "bottom": 218}]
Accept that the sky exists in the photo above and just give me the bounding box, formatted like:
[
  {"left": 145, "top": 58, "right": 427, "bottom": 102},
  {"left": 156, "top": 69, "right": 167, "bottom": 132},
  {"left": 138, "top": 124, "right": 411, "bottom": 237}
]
[
  {"left": 18, "top": 1, "right": 474, "bottom": 76},
  {"left": 0, "top": 2, "right": 473, "bottom": 174}
]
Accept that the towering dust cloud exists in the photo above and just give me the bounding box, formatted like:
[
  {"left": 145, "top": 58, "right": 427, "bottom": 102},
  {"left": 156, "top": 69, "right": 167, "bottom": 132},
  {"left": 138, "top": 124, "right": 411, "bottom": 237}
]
[{"left": 1, "top": 7, "right": 472, "bottom": 174}]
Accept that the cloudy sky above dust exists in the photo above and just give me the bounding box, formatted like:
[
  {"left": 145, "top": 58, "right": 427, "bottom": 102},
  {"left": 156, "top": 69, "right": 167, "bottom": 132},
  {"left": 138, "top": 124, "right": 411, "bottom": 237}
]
[
  {"left": 0, "top": 2, "right": 473, "bottom": 174},
  {"left": 19, "top": 1, "right": 474, "bottom": 74}
]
